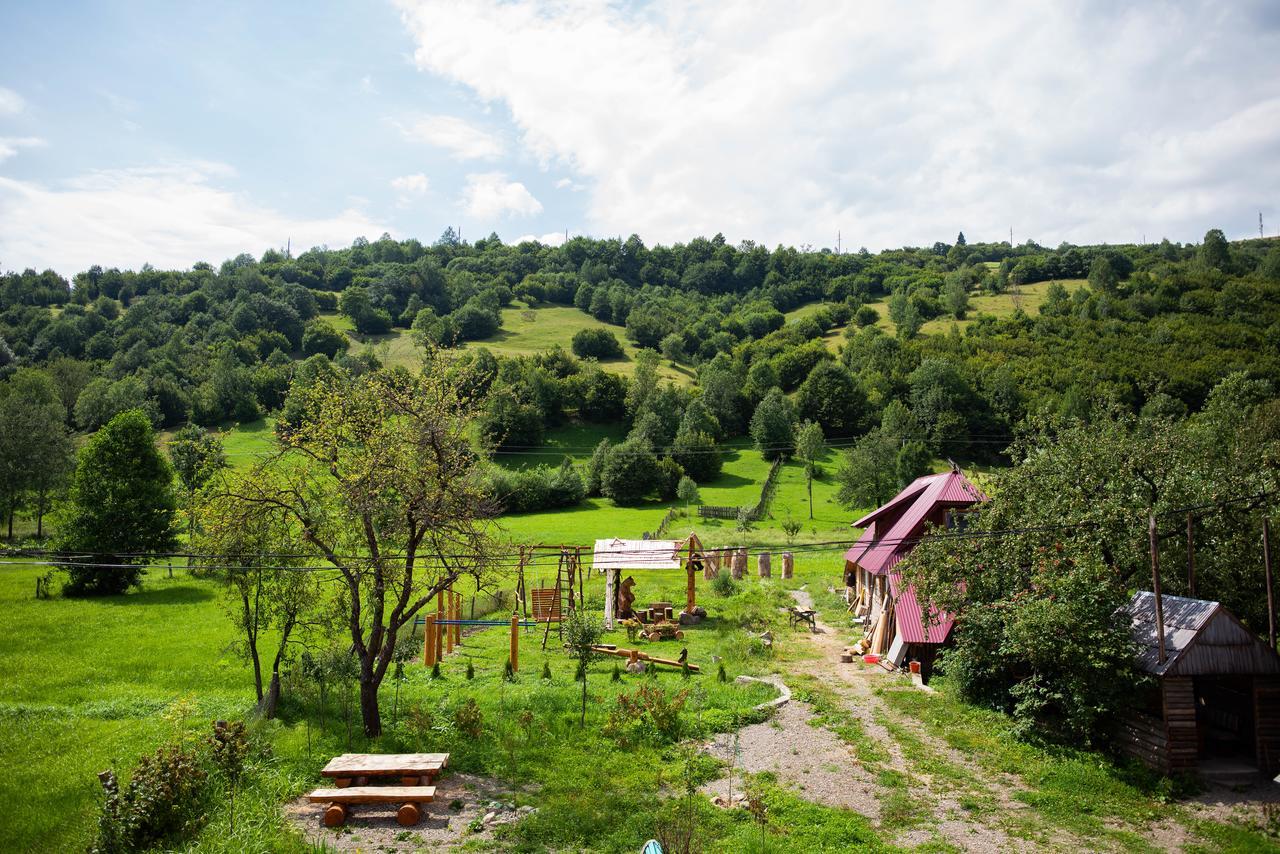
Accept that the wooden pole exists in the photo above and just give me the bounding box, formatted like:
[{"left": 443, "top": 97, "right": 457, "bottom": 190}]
[
  {"left": 510, "top": 614, "right": 519, "bottom": 672},
  {"left": 446, "top": 590, "right": 455, "bottom": 655},
  {"left": 1264, "top": 516, "right": 1276, "bottom": 650},
  {"left": 1149, "top": 513, "right": 1167, "bottom": 665},
  {"left": 686, "top": 539, "right": 696, "bottom": 615},
  {"left": 436, "top": 593, "right": 445, "bottom": 662},
  {"left": 424, "top": 615, "right": 435, "bottom": 666},
  {"left": 1186, "top": 513, "right": 1196, "bottom": 597}
]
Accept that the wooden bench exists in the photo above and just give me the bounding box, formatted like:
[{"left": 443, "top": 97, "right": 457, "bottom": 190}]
[
  {"left": 308, "top": 785, "right": 436, "bottom": 827},
  {"left": 789, "top": 607, "right": 817, "bottom": 631},
  {"left": 320, "top": 752, "right": 448, "bottom": 787}
]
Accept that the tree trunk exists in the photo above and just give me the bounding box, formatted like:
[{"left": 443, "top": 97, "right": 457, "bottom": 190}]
[
  {"left": 359, "top": 674, "right": 383, "bottom": 737},
  {"left": 6, "top": 507, "right": 12, "bottom": 540},
  {"left": 260, "top": 670, "right": 281, "bottom": 719},
  {"left": 807, "top": 471, "right": 814, "bottom": 519}
]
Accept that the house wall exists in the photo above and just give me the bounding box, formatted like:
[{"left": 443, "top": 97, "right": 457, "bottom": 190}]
[
  {"left": 1119, "top": 711, "right": 1172, "bottom": 773},
  {"left": 1163, "top": 677, "right": 1199, "bottom": 773},
  {"left": 1255, "top": 676, "right": 1280, "bottom": 775}
]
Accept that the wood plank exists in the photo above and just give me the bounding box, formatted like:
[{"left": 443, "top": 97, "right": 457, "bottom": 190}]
[
  {"left": 308, "top": 786, "right": 436, "bottom": 804},
  {"left": 321, "top": 753, "right": 449, "bottom": 776}
]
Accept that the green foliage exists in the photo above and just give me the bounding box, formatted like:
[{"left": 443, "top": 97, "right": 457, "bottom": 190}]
[
  {"left": 749, "top": 388, "right": 796, "bottom": 461},
  {"left": 602, "top": 683, "right": 689, "bottom": 747},
  {"left": 676, "top": 475, "right": 700, "bottom": 505},
  {"left": 796, "top": 362, "right": 866, "bottom": 437},
  {"left": 599, "top": 440, "right": 660, "bottom": 505},
  {"left": 57, "top": 410, "right": 178, "bottom": 595},
  {"left": 541, "top": 660, "right": 552, "bottom": 680},
  {"left": 466, "top": 660, "right": 475, "bottom": 680},
  {"left": 564, "top": 608, "right": 605, "bottom": 725},
  {"left": 570, "top": 327, "right": 623, "bottom": 359},
  {"left": 91, "top": 740, "right": 208, "bottom": 853},
  {"left": 301, "top": 319, "right": 349, "bottom": 358},
  {"left": 711, "top": 572, "right": 738, "bottom": 597},
  {"left": 453, "top": 698, "right": 484, "bottom": 738},
  {"left": 503, "top": 658, "right": 517, "bottom": 682}
]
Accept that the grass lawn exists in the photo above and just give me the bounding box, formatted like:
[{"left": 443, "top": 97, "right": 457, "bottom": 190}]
[{"left": 321, "top": 305, "right": 692, "bottom": 384}]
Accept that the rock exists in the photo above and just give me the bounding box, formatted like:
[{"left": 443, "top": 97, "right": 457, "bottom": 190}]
[
  {"left": 678, "top": 611, "right": 703, "bottom": 625},
  {"left": 626, "top": 660, "right": 647, "bottom": 674},
  {"left": 483, "top": 811, "right": 497, "bottom": 824},
  {"left": 734, "top": 675, "right": 754, "bottom": 685}
]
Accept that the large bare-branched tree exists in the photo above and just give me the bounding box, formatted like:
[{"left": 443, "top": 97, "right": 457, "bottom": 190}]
[{"left": 217, "top": 357, "right": 498, "bottom": 735}]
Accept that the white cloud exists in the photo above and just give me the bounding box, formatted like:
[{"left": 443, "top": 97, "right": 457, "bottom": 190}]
[
  {"left": 513, "top": 231, "right": 568, "bottom": 246},
  {"left": 0, "top": 162, "right": 391, "bottom": 275},
  {"left": 361, "top": 74, "right": 378, "bottom": 94},
  {"left": 389, "top": 172, "right": 430, "bottom": 206},
  {"left": 0, "top": 86, "right": 24, "bottom": 115},
  {"left": 395, "top": 0, "right": 1280, "bottom": 247},
  {"left": 0, "top": 136, "right": 45, "bottom": 163},
  {"left": 397, "top": 114, "right": 503, "bottom": 160},
  {"left": 461, "top": 172, "right": 542, "bottom": 219}
]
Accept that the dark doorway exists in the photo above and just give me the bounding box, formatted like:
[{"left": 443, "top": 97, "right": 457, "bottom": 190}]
[{"left": 1194, "top": 676, "right": 1256, "bottom": 762}]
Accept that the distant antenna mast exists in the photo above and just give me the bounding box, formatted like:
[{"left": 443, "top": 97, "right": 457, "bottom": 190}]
[
  {"left": 1009, "top": 226, "right": 1013, "bottom": 245},
  {"left": 837, "top": 230, "right": 841, "bottom": 254},
  {"left": 286, "top": 237, "right": 291, "bottom": 258},
  {"left": 1262, "top": 211, "right": 1266, "bottom": 239}
]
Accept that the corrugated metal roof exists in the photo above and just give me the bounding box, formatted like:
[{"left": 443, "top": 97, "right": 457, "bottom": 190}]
[
  {"left": 888, "top": 572, "right": 955, "bottom": 644},
  {"left": 591, "top": 538, "right": 682, "bottom": 572},
  {"left": 844, "top": 470, "right": 987, "bottom": 575},
  {"left": 1127, "top": 592, "right": 1280, "bottom": 677}
]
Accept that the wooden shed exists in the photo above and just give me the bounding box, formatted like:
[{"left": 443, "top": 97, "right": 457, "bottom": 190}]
[{"left": 1122, "top": 592, "right": 1280, "bottom": 780}]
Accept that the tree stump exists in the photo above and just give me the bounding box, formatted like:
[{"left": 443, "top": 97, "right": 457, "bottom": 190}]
[
  {"left": 758, "top": 552, "right": 771, "bottom": 578},
  {"left": 782, "top": 552, "right": 794, "bottom": 579},
  {"left": 324, "top": 804, "right": 348, "bottom": 827},
  {"left": 397, "top": 803, "right": 422, "bottom": 826}
]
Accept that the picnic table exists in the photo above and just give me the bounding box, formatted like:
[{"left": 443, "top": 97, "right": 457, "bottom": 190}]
[
  {"left": 311, "top": 753, "right": 449, "bottom": 827},
  {"left": 789, "top": 607, "right": 817, "bottom": 631},
  {"left": 321, "top": 752, "right": 448, "bottom": 787}
]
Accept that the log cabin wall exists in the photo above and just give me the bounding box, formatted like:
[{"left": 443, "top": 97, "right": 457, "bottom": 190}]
[
  {"left": 1255, "top": 676, "right": 1280, "bottom": 775},
  {"left": 1119, "top": 711, "right": 1171, "bottom": 773},
  {"left": 1162, "top": 677, "right": 1198, "bottom": 773}
]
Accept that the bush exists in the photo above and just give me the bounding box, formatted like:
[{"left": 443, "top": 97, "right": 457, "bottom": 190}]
[
  {"left": 603, "top": 683, "right": 689, "bottom": 747},
  {"left": 92, "top": 741, "right": 208, "bottom": 853},
  {"left": 711, "top": 572, "right": 738, "bottom": 597},
  {"left": 453, "top": 698, "right": 484, "bottom": 739},
  {"left": 483, "top": 459, "right": 585, "bottom": 513},
  {"left": 301, "top": 320, "right": 349, "bottom": 358},
  {"left": 571, "top": 327, "right": 624, "bottom": 359}
]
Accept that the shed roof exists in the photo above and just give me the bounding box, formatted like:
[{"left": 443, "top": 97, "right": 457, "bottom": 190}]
[
  {"left": 844, "top": 469, "right": 987, "bottom": 576},
  {"left": 1127, "top": 592, "right": 1280, "bottom": 677},
  {"left": 592, "top": 538, "right": 682, "bottom": 572}
]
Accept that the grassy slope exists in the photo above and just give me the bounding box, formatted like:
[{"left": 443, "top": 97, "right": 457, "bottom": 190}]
[{"left": 321, "top": 304, "right": 692, "bottom": 384}]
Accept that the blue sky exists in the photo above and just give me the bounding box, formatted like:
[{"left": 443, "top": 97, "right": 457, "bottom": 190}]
[{"left": 2, "top": 1, "right": 1279, "bottom": 275}]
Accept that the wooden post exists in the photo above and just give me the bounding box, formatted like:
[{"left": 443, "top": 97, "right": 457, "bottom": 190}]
[
  {"left": 424, "top": 615, "right": 435, "bottom": 666},
  {"left": 758, "top": 552, "right": 771, "bottom": 578},
  {"left": 1150, "top": 513, "right": 1167, "bottom": 665},
  {"left": 446, "top": 590, "right": 455, "bottom": 655},
  {"left": 1265, "top": 517, "right": 1276, "bottom": 650},
  {"left": 782, "top": 552, "right": 794, "bottom": 580},
  {"left": 1186, "top": 513, "right": 1196, "bottom": 597},
  {"left": 510, "top": 614, "right": 519, "bottom": 672}
]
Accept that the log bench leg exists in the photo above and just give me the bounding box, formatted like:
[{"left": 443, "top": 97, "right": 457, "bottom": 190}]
[
  {"left": 401, "top": 775, "right": 422, "bottom": 786},
  {"left": 334, "top": 777, "right": 352, "bottom": 788},
  {"left": 397, "top": 803, "right": 422, "bottom": 826},
  {"left": 324, "top": 803, "right": 348, "bottom": 827}
]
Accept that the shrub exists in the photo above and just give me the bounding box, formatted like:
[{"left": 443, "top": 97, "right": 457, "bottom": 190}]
[
  {"left": 711, "top": 572, "right": 738, "bottom": 597},
  {"left": 92, "top": 741, "right": 208, "bottom": 853},
  {"left": 541, "top": 661, "right": 552, "bottom": 680},
  {"left": 603, "top": 683, "right": 689, "bottom": 747},
  {"left": 453, "top": 698, "right": 484, "bottom": 739},
  {"left": 571, "top": 327, "right": 624, "bottom": 359},
  {"left": 466, "top": 661, "right": 475, "bottom": 680}
]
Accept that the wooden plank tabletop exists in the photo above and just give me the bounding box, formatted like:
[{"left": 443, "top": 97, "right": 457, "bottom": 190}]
[
  {"left": 308, "top": 786, "right": 436, "bottom": 804},
  {"left": 320, "top": 753, "right": 449, "bottom": 776}
]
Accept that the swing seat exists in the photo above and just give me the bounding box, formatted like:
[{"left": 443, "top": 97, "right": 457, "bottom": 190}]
[{"left": 530, "top": 588, "right": 562, "bottom": 622}]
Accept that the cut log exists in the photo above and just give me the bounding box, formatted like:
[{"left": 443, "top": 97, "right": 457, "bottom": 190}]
[
  {"left": 397, "top": 803, "right": 422, "bottom": 826},
  {"left": 781, "top": 552, "right": 794, "bottom": 579},
  {"left": 324, "top": 804, "right": 347, "bottom": 827},
  {"left": 401, "top": 775, "right": 421, "bottom": 786},
  {"left": 758, "top": 552, "right": 771, "bottom": 578}
]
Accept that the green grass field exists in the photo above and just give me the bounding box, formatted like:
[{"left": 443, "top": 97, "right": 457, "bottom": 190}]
[{"left": 321, "top": 304, "right": 692, "bottom": 383}]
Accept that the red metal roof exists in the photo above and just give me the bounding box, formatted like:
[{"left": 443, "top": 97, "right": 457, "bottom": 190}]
[
  {"left": 888, "top": 573, "right": 955, "bottom": 644},
  {"left": 844, "top": 469, "right": 987, "bottom": 646},
  {"left": 844, "top": 470, "right": 987, "bottom": 575}
]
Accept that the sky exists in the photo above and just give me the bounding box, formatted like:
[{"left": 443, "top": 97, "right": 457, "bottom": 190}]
[{"left": 1, "top": 0, "right": 1279, "bottom": 277}]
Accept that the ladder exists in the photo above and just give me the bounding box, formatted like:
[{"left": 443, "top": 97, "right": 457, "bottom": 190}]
[{"left": 541, "top": 548, "right": 581, "bottom": 649}]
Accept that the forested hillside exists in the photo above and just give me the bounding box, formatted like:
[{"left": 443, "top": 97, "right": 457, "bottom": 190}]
[{"left": 2, "top": 228, "right": 1279, "bottom": 525}]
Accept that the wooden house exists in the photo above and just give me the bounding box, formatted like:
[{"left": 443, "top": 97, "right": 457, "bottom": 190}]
[
  {"left": 844, "top": 467, "right": 987, "bottom": 678},
  {"left": 1122, "top": 592, "right": 1280, "bottom": 780}
]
